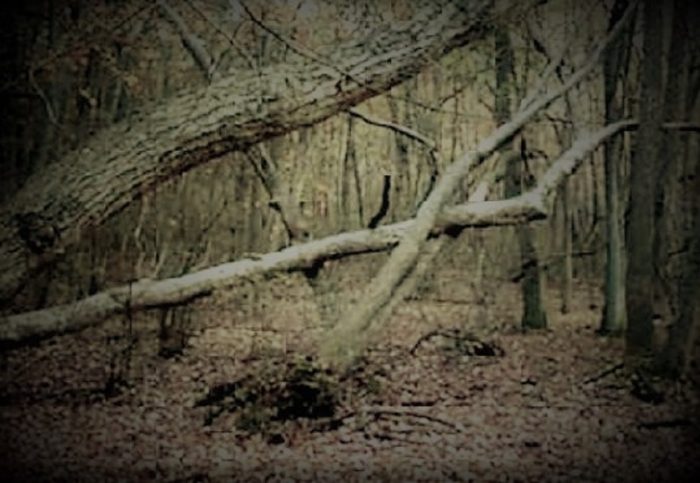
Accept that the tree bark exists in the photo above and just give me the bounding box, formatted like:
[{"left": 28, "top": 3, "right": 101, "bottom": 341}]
[
  {"left": 655, "top": 0, "right": 700, "bottom": 378},
  {"left": 625, "top": 0, "right": 666, "bottom": 363},
  {"left": 657, "top": 140, "right": 700, "bottom": 378},
  {"left": 507, "top": 151, "right": 548, "bottom": 330},
  {"left": 560, "top": 179, "right": 573, "bottom": 314},
  {"left": 0, "top": 1, "right": 497, "bottom": 304},
  {"left": 601, "top": 0, "right": 633, "bottom": 335},
  {"left": 496, "top": 27, "right": 548, "bottom": 330}
]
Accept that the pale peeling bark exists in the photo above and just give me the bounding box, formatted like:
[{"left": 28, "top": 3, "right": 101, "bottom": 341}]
[{"left": 0, "top": 1, "right": 495, "bottom": 303}]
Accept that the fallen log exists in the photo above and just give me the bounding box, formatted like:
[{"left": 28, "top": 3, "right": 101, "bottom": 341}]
[
  {"left": 1, "top": 119, "right": 652, "bottom": 344},
  {"left": 0, "top": 193, "right": 546, "bottom": 344}
]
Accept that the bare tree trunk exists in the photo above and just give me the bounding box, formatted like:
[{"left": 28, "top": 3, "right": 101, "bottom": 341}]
[
  {"left": 560, "top": 180, "right": 573, "bottom": 314},
  {"left": 506, "top": 152, "right": 548, "bottom": 330},
  {"left": 625, "top": 0, "right": 666, "bottom": 365},
  {"left": 338, "top": 115, "right": 363, "bottom": 230},
  {"left": 388, "top": 91, "right": 412, "bottom": 223},
  {"left": 657, "top": 143, "right": 700, "bottom": 378},
  {"left": 314, "top": 2, "right": 638, "bottom": 370},
  {"left": 655, "top": 0, "right": 700, "bottom": 378},
  {"left": 495, "top": 27, "right": 548, "bottom": 329},
  {"left": 601, "top": 0, "right": 633, "bottom": 335}
]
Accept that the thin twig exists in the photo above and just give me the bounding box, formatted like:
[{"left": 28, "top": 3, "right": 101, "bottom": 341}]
[
  {"left": 28, "top": 69, "right": 58, "bottom": 125},
  {"left": 239, "top": 0, "right": 333, "bottom": 69},
  {"left": 342, "top": 405, "right": 466, "bottom": 433},
  {"left": 348, "top": 108, "right": 437, "bottom": 151},
  {"left": 2, "top": 4, "right": 156, "bottom": 95},
  {"left": 638, "top": 418, "right": 692, "bottom": 430},
  {"left": 583, "top": 362, "right": 624, "bottom": 384},
  {"left": 157, "top": 0, "right": 214, "bottom": 80},
  {"left": 409, "top": 329, "right": 443, "bottom": 355},
  {"left": 187, "top": 0, "right": 256, "bottom": 70},
  {"left": 237, "top": 0, "right": 465, "bottom": 129}
]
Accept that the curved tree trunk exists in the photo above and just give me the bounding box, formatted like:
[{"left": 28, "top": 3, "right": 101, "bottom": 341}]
[{"left": 0, "top": 1, "right": 498, "bottom": 304}]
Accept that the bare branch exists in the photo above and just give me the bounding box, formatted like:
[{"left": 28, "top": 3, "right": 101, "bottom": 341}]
[
  {"left": 158, "top": 0, "right": 216, "bottom": 80},
  {"left": 244, "top": 144, "right": 311, "bottom": 242},
  {"left": 318, "top": 0, "right": 640, "bottom": 370},
  {"left": 518, "top": 40, "right": 570, "bottom": 111},
  {"left": 239, "top": 0, "right": 336, "bottom": 71},
  {"left": 28, "top": 69, "right": 58, "bottom": 126},
  {"left": 185, "top": 0, "right": 256, "bottom": 70},
  {"left": 157, "top": 0, "right": 215, "bottom": 80},
  {"left": 348, "top": 109, "right": 437, "bottom": 151},
  {"left": 661, "top": 122, "right": 700, "bottom": 132},
  {"left": 11, "top": 115, "right": 690, "bottom": 344}
]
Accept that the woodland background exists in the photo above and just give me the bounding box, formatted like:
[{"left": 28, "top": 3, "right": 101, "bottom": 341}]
[
  {"left": 0, "top": 0, "right": 699, "bottom": 480},
  {"left": 1, "top": 0, "right": 610, "bottom": 311}
]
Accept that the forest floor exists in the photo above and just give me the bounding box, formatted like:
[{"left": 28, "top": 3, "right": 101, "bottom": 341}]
[{"left": 1, "top": 277, "right": 699, "bottom": 482}]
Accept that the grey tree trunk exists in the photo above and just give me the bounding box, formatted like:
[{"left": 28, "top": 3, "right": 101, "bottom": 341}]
[
  {"left": 497, "top": 28, "right": 548, "bottom": 330},
  {"left": 506, "top": 153, "right": 548, "bottom": 330},
  {"left": 559, "top": 181, "right": 573, "bottom": 314},
  {"left": 601, "top": 0, "right": 633, "bottom": 335}
]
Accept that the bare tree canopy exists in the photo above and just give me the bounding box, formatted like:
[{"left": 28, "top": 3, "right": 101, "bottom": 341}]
[{"left": 318, "top": 1, "right": 639, "bottom": 369}]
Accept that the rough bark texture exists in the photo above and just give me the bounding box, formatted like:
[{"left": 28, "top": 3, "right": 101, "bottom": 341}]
[
  {"left": 625, "top": 0, "right": 665, "bottom": 362},
  {"left": 0, "top": 1, "right": 495, "bottom": 303}
]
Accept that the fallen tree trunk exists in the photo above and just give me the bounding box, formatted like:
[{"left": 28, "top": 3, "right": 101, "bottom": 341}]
[
  {"left": 0, "top": 0, "right": 499, "bottom": 303},
  {"left": 0, "top": 119, "right": 639, "bottom": 344}
]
